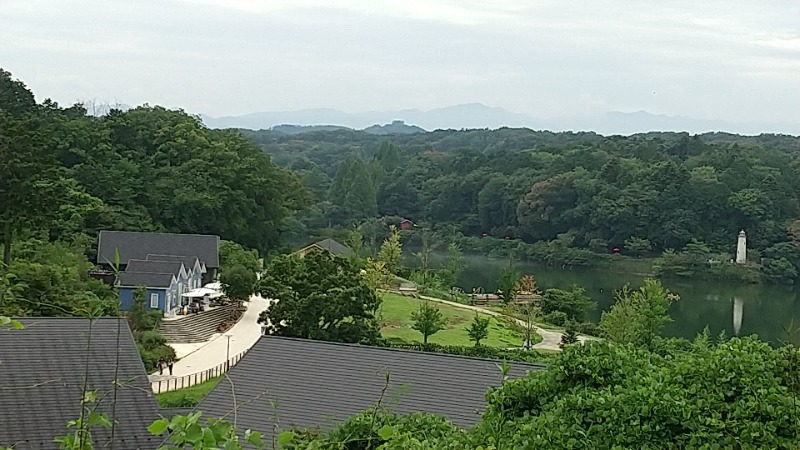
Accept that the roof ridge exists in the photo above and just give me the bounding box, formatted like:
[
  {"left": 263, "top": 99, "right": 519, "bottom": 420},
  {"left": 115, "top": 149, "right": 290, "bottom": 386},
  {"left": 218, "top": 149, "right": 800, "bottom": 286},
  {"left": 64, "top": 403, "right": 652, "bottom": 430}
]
[
  {"left": 121, "top": 271, "right": 177, "bottom": 275},
  {"left": 100, "top": 230, "right": 221, "bottom": 238},
  {"left": 255, "top": 335, "right": 547, "bottom": 368},
  {"left": 127, "top": 258, "right": 184, "bottom": 263},
  {"left": 10, "top": 316, "right": 134, "bottom": 320}
]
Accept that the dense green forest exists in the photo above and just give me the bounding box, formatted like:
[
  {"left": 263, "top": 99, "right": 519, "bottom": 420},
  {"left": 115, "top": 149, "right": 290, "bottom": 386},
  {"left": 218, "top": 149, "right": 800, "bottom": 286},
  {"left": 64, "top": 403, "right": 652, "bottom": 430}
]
[
  {"left": 0, "top": 68, "right": 308, "bottom": 317},
  {"left": 244, "top": 126, "right": 800, "bottom": 283}
]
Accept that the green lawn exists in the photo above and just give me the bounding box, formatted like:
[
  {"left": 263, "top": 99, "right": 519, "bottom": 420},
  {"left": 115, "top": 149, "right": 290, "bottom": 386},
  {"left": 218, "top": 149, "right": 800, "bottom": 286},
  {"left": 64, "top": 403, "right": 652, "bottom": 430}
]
[
  {"left": 379, "top": 293, "right": 530, "bottom": 348},
  {"left": 484, "top": 304, "right": 565, "bottom": 331},
  {"left": 156, "top": 376, "right": 222, "bottom": 408}
]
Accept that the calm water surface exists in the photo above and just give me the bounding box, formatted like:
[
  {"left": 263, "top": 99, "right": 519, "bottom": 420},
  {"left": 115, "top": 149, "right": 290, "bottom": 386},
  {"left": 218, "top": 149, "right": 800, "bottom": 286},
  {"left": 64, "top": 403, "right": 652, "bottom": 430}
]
[{"left": 450, "top": 255, "right": 800, "bottom": 344}]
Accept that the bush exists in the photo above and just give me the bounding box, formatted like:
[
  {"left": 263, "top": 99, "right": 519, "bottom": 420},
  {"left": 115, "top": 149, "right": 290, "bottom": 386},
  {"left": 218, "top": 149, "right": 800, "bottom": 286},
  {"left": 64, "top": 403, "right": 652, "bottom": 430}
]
[
  {"left": 135, "top": 329, "right": 176, "bottom": 372},
  {"left": 541, "top": 286, "right": 596, "bottom": 322},
  {"left": 484, "top": 338, "right": 800, "bottom": 449},
  {"left": 574, "top": 321, "right": 601, "bottom": 337},
  {"left": 137, "top": 330, "right": 167, "bottom": 350},
  {"left": 139, "top": 344, "right": 176, "bottom": 372},
  {"left": 310, "top": 410, "right": 461, "bottom": 449},
  {"left": 559, "top": 324, "right": 579, "bottom": 349},
  {"left": 384, "top": 342, "right": 555, "bottom": 365},
  {"left": 542, "top": 311, "right": 568, "bottom": 327}
]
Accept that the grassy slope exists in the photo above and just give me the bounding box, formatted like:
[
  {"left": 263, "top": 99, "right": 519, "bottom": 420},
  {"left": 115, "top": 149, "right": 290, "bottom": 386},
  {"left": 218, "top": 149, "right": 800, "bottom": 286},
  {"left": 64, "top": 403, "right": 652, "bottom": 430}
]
[
  {"left": 379, "top": 293, "right": 532, "bottom": 347},
  {"left": 156, "top": 376, "right": 222, "bottom": 407}
]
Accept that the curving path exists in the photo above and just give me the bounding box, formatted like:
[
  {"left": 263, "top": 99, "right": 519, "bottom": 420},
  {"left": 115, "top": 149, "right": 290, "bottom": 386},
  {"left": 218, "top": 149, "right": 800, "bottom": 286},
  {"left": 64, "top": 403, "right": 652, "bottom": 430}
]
[
  {"left": 149, "top": 295, "right": 271, "bottom": 381},
  {"left": 416, "top": 294, "right": 592, "bottom": 351}
]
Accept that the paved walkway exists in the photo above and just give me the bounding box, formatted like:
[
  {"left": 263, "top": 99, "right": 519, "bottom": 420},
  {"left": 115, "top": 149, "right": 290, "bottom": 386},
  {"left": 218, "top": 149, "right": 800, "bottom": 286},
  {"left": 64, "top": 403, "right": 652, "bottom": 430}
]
[
  {"left": 417, "top": 294, "right": 591, "bottom": 351},
  {"left": 149, "top": 295, "right": 271, "bottom": 380}
]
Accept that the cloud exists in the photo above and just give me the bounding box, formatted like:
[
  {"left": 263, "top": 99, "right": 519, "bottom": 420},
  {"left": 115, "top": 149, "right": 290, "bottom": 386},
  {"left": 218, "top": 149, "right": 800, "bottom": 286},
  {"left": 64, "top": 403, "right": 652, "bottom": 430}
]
[{"left": 0, "top": 0, "right": 798, "bottom": 128}]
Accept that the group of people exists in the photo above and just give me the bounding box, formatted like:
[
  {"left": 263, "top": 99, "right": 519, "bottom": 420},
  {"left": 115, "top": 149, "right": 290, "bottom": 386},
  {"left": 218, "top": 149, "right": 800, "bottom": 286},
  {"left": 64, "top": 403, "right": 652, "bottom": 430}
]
[{"left": 157, "top": 358, "right": 175, "bottom": 376}]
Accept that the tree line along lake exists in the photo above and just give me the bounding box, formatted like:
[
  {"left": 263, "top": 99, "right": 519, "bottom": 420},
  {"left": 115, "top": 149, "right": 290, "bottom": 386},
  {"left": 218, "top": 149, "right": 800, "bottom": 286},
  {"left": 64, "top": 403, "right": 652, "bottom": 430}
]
[{"left": 452, "top": 254, "right": 800, "bottom": 345}]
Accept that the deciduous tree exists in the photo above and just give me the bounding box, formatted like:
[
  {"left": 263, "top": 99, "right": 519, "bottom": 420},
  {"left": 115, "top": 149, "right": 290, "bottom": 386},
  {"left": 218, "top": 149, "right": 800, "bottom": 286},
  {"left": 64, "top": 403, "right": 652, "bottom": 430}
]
[
  {"left": 257, "top": 250, "right": 381, "bottom": 344},
  {"left": 467, "top": 312, "right": 490, "bottom": 346},
  {"left": 410, "top": 300, "right": 446, "bottom": 344},
  {"left": 377, "top": 226, "right": 402, "bottom": 275},
  {"left": 600, "top": 279, "right": 678, "bottom": 348}
]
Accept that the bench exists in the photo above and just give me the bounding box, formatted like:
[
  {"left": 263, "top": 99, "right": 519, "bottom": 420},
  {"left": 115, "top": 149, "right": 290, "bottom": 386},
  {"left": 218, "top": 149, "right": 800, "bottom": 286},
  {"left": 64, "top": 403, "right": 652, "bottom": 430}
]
[{"left": 398, "top": 283, "right": 418, "bottom": 296}]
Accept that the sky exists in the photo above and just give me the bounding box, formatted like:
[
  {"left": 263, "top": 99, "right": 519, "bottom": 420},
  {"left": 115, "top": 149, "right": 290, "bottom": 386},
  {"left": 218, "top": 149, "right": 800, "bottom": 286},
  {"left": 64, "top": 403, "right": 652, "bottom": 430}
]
[{"left": 1, "top": 0, "right": 799, "bottom": 127}]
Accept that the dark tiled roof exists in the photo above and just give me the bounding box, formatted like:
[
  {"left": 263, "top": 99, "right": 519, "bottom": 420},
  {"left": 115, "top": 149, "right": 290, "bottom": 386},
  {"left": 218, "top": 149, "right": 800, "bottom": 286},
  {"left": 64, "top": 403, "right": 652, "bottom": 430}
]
[
  {"left": 0, "top": 318, "right": 162, "bottom": 450},
  {"left": 146, "top": 254, "right": 202, "bottom": 271},
  {"left": 125, "top": 259, "right": 185, "bottom": 276},
  {"left": 313, "top": 238, "right": 353, "bottom": 257},
  {"left": 118, "top": 271, "right": 175, "bottom": 288},
  {"left": 97, "top": 231, "right": 220, "bottom": 268},
  {"left": 197, "top": 336, "right": 544, "bottom": 440}
]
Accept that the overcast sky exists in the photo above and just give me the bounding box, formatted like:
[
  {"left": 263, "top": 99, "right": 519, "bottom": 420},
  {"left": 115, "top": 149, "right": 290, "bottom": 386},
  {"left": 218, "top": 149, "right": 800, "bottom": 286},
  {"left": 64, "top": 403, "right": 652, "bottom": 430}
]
[{"left": 2, "top": 0, "right": 799, "bottom": 125}]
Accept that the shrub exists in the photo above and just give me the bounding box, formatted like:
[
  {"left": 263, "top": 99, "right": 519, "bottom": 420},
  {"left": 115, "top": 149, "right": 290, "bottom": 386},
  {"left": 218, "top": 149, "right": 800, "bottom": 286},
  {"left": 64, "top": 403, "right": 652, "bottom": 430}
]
[
  {"left": 485, "top": 338, "right": 800, "bottom": 449},
  {"left": 541, "top": 286, "right": 596, "bottom": 322},
  {"left": 542, "top": 311, "right": 568, "bottom": 327},
  {"left": 559, "top": 325, "right": 579, "bottom": 349},
  {"left": 573, "top": 321, "right": 601, "bottom": 337},
  {"left": 135, "top": 329, "right": 176, "bottom": 372},
  {"left": 384, "top": 342, "right": 555, "bottom": 365},
  {"left": 137, "top": 330, "right": 167, "bottom": 351}
]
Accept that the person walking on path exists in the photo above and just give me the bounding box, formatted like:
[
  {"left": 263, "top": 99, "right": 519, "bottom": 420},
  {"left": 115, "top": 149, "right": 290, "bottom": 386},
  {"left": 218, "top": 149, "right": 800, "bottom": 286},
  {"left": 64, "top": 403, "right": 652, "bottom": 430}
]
[
  {"left": 168, "top": 359, "right": 174, "bottom": 376},
  {"left": 158, "top": 359, "right": 165, "bottom": 375}
]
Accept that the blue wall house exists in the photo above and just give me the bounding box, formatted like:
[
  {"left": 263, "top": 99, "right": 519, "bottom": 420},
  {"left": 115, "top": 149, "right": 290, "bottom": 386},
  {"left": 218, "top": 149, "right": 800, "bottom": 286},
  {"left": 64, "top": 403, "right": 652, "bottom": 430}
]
[
  {"left": 97, "top": 230, "right": 220, "bottom": 285},
  {"left": 118, "top": 272, "right": 179, "bottom": 313},
  {"left": 118, "top": 259, "right": 199, "bottom": 314},
  {"left": 95, "top": 231, "right": 220, "bottom": 313},
  {"left": 145, "top": 254, "right": 205, "bottom": 290}
]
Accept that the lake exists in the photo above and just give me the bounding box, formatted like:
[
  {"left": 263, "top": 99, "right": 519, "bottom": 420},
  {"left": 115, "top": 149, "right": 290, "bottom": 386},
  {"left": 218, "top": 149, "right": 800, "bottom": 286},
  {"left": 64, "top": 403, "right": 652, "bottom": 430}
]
[{"left": 451, "top": 254, "right": 800, "bottom": 345}]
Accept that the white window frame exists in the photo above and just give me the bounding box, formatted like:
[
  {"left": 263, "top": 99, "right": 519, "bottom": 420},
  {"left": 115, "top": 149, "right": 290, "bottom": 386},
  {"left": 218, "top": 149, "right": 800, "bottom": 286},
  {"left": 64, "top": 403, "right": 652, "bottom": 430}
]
[{"left": 150, "top": 293, "right": 159, "bottom": 309}]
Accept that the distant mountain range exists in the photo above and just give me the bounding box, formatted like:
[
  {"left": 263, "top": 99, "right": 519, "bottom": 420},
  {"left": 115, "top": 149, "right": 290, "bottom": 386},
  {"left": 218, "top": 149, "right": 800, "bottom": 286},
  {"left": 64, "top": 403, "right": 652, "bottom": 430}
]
[
  {"left": 200, "top": 103, "right": 533, "bottom": 132},
  {"left": 80, "top": 101, "right": 799, "bottom": 136},
  {"left": 200, "top": 103, "right": 800, "bottom": 136}
]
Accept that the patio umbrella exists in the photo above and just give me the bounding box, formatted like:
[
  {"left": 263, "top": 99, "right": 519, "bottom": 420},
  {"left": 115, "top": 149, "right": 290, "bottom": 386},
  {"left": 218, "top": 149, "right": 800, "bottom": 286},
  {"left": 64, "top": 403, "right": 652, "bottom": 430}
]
[{"left": 182, "top": 287, "right": 217, "bottom": 297}]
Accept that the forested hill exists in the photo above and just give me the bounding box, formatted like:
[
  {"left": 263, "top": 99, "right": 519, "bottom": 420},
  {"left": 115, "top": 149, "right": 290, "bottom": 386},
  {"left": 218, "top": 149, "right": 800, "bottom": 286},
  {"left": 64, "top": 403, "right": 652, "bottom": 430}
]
[
  {"left": 0, "top": 69, "right": 309, "bottom": 262},
  {"left": 244, "top": 127, "right": 800, "bottom": 258}
]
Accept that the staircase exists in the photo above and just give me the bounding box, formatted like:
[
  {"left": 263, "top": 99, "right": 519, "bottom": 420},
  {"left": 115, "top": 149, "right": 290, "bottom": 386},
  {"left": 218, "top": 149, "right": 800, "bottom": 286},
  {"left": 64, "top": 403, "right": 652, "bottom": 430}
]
[{"left": 159, "top": 306, "right": 237, "bottom": 343}]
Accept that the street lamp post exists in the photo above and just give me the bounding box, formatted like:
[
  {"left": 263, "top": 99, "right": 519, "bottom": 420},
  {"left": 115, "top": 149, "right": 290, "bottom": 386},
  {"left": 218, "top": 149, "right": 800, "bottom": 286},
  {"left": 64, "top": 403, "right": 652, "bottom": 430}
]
[{"left": 225, "top": 334, "right": 232, "bottom": 371}]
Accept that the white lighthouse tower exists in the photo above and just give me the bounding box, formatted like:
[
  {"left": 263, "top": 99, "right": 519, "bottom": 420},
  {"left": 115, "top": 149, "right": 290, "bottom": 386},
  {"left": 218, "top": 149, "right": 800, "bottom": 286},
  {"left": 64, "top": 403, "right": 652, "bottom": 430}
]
[{"left": 735, "top": 230, "right": 747, "bottom": 264}]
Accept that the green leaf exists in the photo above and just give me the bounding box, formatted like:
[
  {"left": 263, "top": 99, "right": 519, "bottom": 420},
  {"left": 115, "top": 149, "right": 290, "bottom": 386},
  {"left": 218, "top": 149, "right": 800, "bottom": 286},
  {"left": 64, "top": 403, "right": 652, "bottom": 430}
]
[
  {"left": 202, "top": 427, "right": 216, "bottom": 446},
  {"left": 82, "top": 390, "right": 97, "bottom": 404},
  {"left": 169, "top": 414, "right": 187, "bottom": 431},
  {"left": 245, "top": 430, "right": 265, "bottom": 449},
  {"left": 224, "top": 439, "right": 241, "bottom": 450},
  {"left": 11, "top": 320, "right": 23, "bottom": 329},
  {"left": 277, "top": 430, "right": 295, "bottom": 446},
  {"left": 377, "top": 424, "right": 394, "bottom": 440},
  {"left": 185, "top": 423, "right": 203, "bottom": 442},
  {"left": 147, "top": 418, "right": 169, "bottom": 435},
  {"left": 87, "top": 410, "right": 112, "bottom": 429}
]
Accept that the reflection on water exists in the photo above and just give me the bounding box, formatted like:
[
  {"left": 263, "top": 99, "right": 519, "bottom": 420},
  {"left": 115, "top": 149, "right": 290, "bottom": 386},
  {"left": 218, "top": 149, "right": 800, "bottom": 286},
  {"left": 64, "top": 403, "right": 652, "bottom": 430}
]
[
  {"left": 733, "top": 297, "right": 743, "bottom": 336},
  {"left": 443, "top": 253, "right": 800, "bottom": 345}
]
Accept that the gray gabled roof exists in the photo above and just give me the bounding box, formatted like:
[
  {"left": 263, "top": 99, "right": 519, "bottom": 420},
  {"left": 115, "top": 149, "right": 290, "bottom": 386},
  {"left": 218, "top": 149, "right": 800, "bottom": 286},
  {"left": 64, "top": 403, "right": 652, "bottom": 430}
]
[
  {"left": 197, "top": 336, "right": 544, "bottom": 440},
  {"left": 97, "top": 231, "right": 220, "bottom": 268},
  {"left": 118, "top": 271, "right": 175, "bottom": 288},
  {"left": 0, "top": 318, "right": 163, "bottom": 450},
  {"left": 146, "top": 254, "right": 204, "bottom": 272},
  {"left": 313, "top": 238, "right": 354, "bottom": 257},
  {"left": 125, "top": 259, "right": 186, "bottom": 277}
]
